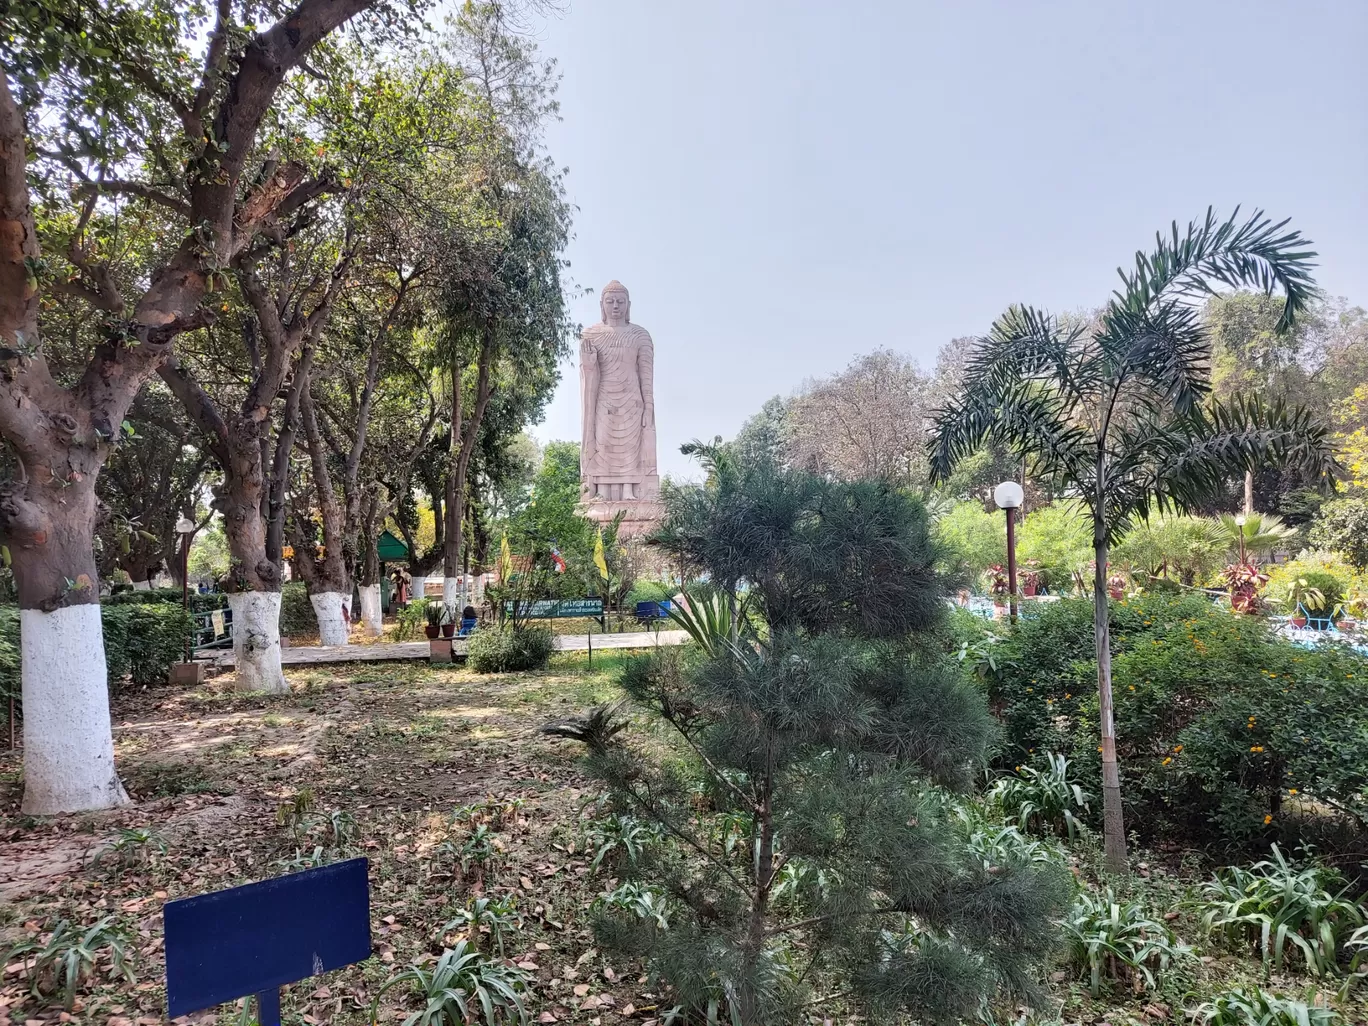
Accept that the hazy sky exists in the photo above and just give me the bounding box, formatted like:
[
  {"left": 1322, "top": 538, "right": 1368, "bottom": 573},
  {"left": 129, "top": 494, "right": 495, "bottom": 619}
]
[{"left": 523, "top": 0, "right": 1367, "bottom": 479}]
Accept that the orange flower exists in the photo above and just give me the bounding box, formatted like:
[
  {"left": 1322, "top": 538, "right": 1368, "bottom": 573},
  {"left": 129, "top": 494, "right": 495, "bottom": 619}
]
[{"left": 1263, "top": 814, "right": 1272, "bottom": 825}]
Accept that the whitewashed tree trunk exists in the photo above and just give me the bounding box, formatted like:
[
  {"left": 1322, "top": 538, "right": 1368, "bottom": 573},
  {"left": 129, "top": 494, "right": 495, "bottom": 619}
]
[
  {"left": 229, "top": 591, "right": 286, "bottom": 693},
  {"left": 443, "top": 576, "right": 461, "bottom": 617},
  {"left": 310, "top": 591, "right": 352, "bottom": 646},
  {"left": 410, "top": 575, "right": 428, "bottom": 602},
  {"left": 20, "top": 605, "right": 129, "bottom": 814},
  {"left": 130, "top": 579, "right": 151, "bottom": 591},
  {"left": 357, "top": 583, "right": 382, "bottom": 636}
]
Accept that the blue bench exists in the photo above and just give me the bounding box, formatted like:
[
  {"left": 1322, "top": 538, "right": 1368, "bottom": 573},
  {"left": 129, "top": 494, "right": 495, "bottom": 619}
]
[{"left": 635, "top": 600, "right": 672, "bottom": 623}]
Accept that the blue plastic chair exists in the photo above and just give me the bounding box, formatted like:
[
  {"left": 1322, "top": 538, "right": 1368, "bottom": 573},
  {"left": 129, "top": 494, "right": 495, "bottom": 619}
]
[{"left": 457, "top": 617, "right": 478, "bottom": 637}]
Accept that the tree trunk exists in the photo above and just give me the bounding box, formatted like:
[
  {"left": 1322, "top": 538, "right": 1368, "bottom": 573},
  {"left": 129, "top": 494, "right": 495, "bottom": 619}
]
[
  {"left": 1244, "top": 470, "right": 1254, "bottom": 516},
  {"left": 297, "top": 373, "right": 352, "bottom": 645},
  {"left": 1093, "top": 539, "right": 1128, "bottom": 874},
  {"left": 356, "top": 515, "right": 383, "bottom": 636},
  {"left": 443, "top": 319, "right": 498, "bottom": 616},
  {"left": 3, "top": 477, "right": 128, "bottom": 813},
  {"left": 217, "top": 423, "right": 286, "bottom": 692}
]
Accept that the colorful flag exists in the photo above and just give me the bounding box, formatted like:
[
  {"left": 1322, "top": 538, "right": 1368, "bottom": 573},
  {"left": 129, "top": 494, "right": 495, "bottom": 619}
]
[
  {"left": 593, "top": 528, "right": 609, "bottom": 581},
  {"left": 499, "top": 534, "right": 512, "bottom": 582},
  {"left": 550, "top": 546, "right": 566, "bottom": 573}
]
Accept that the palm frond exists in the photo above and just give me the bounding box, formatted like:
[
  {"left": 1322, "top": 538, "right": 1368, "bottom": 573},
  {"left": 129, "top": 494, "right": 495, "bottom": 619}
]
[
  {"left": 540, "top": 701, "right": 631, "bottom": 752},
  {"left": 1113, "top": 207, "right": 1318, "bottom": 332},
  {"left": 1149, "top": 395, "right": 1340, "bottom": 513}
]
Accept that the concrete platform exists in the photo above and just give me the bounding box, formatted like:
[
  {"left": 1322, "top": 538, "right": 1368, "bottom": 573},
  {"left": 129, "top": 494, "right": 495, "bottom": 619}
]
[{"left": 210, "top": 629, "right": 688, "bottom": 669}]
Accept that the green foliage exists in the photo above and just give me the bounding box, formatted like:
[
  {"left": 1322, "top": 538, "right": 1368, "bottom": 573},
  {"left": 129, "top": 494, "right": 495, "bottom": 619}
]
[
  {"left": 594, "top": 881, "right": 671, "bottom": 931},
  {"left": 371, "top": 941, "right": 531, "bottom": 1026},
  {"left": 1114, "top": 515, "right": 1226, "bottom": 587},
  {"left": 395, "top": 598, "right": 430, "bottom": 640},
  {"left": 6, "top": 917, "right": 135, "bottom": 1010},
  {"left": 466, "top": 625, "right": 553, "bottom": 673},
  {"left": 92, "top": 827, "right": 168, "bottom": 875},
  {"left": 1017, "top": 501, "right": 1092, "bottom": 591},
  {"left": 988, "top": 753, "right": 1092, "bottom": 839},
  {"left": 105, "top": 588, "right": 227, "bottom": 613},
  {"left": 442, "top": 896, "right": 520, "bottom": 956},
  {"left": 982, "top": 594, "right": 1368, "bottom": 844},
  {"left": 1199, "top": 845, "right": 1365, "bottom": 977},
  {"left": 279, "top": 582, "right": 320, "bottom": 637},
  {"left": 559, "top": 458, "right": 1070, "bottom": 1025},
  {"left": 1063, "top": 889, "right": 1192, "bottom": 998},
  {"left": 99, "top": 602, "right": 194, "bottom": 686},
  {"left": 1310, "top": 498, "right": 1368, "bottom": 571},
  {"left": 587, "top": 813, "right": 661, "bottom": 872},
  {"left": 933, "top": 499, "right": 1005, "bottom": 582},
  {"left": 1195, "top": 986, "right": 1341, "bottom": 1026},
  {"left": 666, "top": 589, "right": 746, "bottom": 659},
  {"left": 1265, "top": 552, "right": 1361, "bottom": 616}
]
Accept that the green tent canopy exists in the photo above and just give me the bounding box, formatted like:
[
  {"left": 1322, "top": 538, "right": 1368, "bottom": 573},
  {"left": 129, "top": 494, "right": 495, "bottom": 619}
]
[{"left": 376, "top": 529, "right": 409, "bottom": 563}]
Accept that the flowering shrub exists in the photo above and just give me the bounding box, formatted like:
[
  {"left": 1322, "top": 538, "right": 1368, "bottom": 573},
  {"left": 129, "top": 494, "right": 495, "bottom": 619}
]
[{"left": 976, "top": 594, "right": 1368, "bottom": 845}]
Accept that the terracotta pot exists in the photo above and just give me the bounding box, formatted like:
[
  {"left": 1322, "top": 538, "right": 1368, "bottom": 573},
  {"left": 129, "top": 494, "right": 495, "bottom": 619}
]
[
  {"left": 1022, "top": 581, "right": 1039, "bottom": 598},
  {"left": 441, "top": 622, "right": 456, "bottom": 638},
  {"left": 1291, "top": 615, "right": 1308, "bottom": 628},
  {"left": 424, "top": 624, "right": 440, "bottom": 639}
]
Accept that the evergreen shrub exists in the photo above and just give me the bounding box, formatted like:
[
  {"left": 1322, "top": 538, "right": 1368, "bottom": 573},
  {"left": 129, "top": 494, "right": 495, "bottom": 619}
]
[
  {"left": 467, "top": 625, "right": 553, "bottom": 673},
  {"left": 550, "top": 459, "right": 1069, "bottom": 1025}
]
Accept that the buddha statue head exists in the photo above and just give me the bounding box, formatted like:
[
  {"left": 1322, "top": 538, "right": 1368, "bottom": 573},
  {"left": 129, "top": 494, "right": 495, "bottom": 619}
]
[{"left": 600, "top": 280, "right": 630, "bottom": 327}]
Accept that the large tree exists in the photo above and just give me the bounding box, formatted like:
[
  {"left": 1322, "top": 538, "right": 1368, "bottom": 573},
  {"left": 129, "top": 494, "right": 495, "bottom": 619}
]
[
  {"left": 0, "top": 0, "right": 411, "bottom": 812},
  {"left": 929, "top": 209, "right": 1340, "bottom": 873}
]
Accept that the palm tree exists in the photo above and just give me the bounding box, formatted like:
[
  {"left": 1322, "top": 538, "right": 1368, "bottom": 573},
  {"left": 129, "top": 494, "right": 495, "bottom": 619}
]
[
  {"left": 1212, "top": 511, "right": 1298, "bottom": 562},
  {"left": 929, "top": 209, "right": 1340, "bottom": 874}
]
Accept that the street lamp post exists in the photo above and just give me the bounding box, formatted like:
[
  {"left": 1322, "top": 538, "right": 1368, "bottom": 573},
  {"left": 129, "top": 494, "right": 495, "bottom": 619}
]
[
  {"left": 994, "top": 481, "right": 1024, "bottom": 623},
  {"left": 1234, "top": 513, "right": 1248, "bottom": 565},
  {"left": 176, "top": 516, "right": 195, "bottom": 663}
]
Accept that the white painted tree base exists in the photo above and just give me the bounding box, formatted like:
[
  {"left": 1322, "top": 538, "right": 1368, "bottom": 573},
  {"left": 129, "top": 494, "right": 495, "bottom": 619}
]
[
  {"left": 443, "top": 576, "right": 462, "bottom": 617},
  {"left": 228, "top": 591, "right": 286, "bottom": 693},
  {"left": 410, "top": 575, "right": 427, "bottom": 602},
  {"left": 20, "top": 605, "right": 129, "bottom": 814},
  {"left": 310, "top": 591, "right": 352, "bottom": 646},
  {"left": 130, "top": 579, "right": 151, "bottom": 591},
  {"left": 357, "top": 583, "right": 382, "bottom": 636}
]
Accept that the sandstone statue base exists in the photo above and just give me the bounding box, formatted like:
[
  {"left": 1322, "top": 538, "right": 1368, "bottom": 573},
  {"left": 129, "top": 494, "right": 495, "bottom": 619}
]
[{"left": 581, "top": 498, "right": 665, "bottom": 540}]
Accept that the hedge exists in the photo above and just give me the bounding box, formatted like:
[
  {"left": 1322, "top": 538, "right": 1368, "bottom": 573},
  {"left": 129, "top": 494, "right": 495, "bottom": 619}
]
[
  {"left": 0, "top": 601, "right": 194, "bottom": 709},
  {"left": 106, "top": 587, "right": 228, "bottom": 613},
  {"left": 279, "top": 581, "right": 319, "bottom": 637}
]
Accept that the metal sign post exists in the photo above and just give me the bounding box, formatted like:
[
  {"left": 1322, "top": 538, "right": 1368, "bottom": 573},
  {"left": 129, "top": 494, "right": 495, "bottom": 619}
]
[{"left": 164, "top": 858, "right": 371, "bottom": 1025}]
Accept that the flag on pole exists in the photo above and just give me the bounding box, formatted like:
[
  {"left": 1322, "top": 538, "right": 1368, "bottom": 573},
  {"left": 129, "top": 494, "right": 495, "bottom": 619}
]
[
  {"left": 499, "top": 535, "right": 512, "bottom": 582},
  {"left": 550, "top": 546, "right": 566, "bottom": 573},
  {"left": 593, "top": 528, "right": 609, "bottom": 581}
]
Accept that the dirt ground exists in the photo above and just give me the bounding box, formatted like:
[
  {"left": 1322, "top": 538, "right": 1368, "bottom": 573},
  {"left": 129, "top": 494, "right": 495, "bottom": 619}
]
[{"left": 1, "top": 653, "right": 654, "bottom": 1026}]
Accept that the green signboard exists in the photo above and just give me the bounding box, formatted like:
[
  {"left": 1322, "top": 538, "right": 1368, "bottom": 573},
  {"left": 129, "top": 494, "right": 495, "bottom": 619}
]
[{"left": 505, "top": 598, "right": 604, "bottom": 618}]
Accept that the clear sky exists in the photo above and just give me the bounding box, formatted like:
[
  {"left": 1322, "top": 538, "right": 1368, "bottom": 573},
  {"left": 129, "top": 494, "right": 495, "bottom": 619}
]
[{"left": 524, "top": 0, "right": 1368, "bottom": 479}]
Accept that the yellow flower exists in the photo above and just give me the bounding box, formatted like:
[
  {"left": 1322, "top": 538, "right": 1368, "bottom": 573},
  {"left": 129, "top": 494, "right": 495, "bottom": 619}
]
[
  {"left": 1162, "top": 757, "right": 1172, "bottom": 766},
  {"left": 1250, "top": 745, "right": 1265, "bottom": 753},
  {"left": 1288, "top": 788, "right": 1299, "bottom": 795},
  {"left": 1173, "top": 745, "right": 1183, "bottom": 753},
  {"left": 1264, "top": 814, "right": 1273, "bottom": 825}
]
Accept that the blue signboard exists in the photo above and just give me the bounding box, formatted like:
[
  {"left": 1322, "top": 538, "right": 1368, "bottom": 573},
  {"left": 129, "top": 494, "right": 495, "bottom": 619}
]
[
  {"left": 504, "top": 597, "right": 604, "bottom": 618},
  {"left": 164, "top": 858, "right": 371, "bottom": 1025}
]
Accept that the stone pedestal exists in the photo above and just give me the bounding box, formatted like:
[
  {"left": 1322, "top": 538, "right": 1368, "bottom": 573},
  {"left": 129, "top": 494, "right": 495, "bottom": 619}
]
[
  {"left": 169, "top": 661, "right": 205, "bottom": 685},
  {"left": 581, "top": 498, "right": 665, "bottom": 539},
  {"left": 428, "top": 638, "right": 452, "bottom": 663}
]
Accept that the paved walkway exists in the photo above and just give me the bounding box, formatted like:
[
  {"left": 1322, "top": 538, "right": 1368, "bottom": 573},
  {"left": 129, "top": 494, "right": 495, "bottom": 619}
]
[{"left": 211, "top": 629, "right": 689, "bottom": 668}]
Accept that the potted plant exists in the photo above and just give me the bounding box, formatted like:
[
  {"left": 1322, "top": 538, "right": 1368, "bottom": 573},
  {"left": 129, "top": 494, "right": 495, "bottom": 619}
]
[
  {"left": 440, "top": 607, "right": 456, "bottom": 638},
  {"left": 986, "top": 564, "right": 1009, "bottom": 613},
  {"left": 424, "top": 601, "right": 443, "bottom": 639},
  {"left": 1277, "top": 577, "right": 1325, "bottom": 628},
  {"left": 1222, "top": 562, "right": 1268, "bottom": 615},
  {"left": 1020, "top": 561, "right": 1044, "bottom": 598}
]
